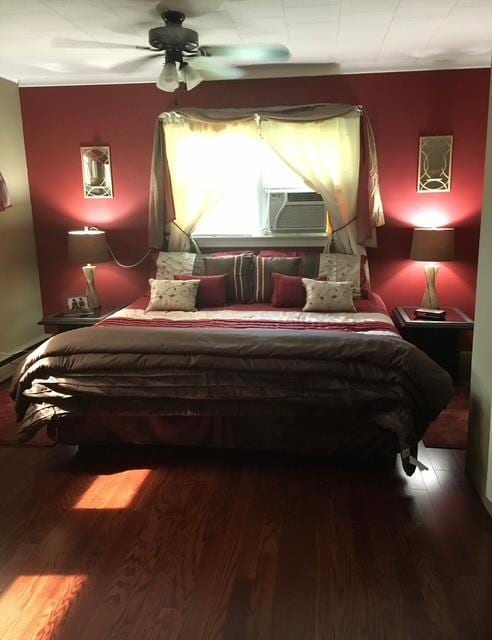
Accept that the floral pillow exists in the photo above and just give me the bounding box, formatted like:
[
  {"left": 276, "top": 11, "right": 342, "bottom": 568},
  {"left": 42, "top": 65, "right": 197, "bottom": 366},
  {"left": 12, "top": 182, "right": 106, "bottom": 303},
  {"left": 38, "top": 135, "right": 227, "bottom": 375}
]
[
  {"left": 302, "top": 280, "right": 356, "bottom": 312},
  {"left": 155, "top": 252, "right": 200, "bottom": 280},
  {"left": 318, "top": 253, "right": 369, "bottom": 297},
  {"left": 145, "top": 278, "right": 200, "bottom": 312}
]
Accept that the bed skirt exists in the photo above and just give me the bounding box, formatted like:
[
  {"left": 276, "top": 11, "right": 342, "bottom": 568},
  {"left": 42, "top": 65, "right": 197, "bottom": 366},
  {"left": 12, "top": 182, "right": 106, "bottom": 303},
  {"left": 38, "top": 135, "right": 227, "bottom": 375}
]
[{"left": 46, "top": 412, "right": 399, "bottom": 460}]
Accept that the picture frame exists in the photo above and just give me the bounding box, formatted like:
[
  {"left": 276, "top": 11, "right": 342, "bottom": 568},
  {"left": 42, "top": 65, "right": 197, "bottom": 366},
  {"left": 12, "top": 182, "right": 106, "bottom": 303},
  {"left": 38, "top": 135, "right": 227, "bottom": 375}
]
[
  {"left": 417, "top": 135, "right": 453, "bottom": 192},
  {"left": 80, "top": 145, "right": 113, "bottom": 199},
  {"left": 67, "top": 295, "right": 90, "bottom": 314}
]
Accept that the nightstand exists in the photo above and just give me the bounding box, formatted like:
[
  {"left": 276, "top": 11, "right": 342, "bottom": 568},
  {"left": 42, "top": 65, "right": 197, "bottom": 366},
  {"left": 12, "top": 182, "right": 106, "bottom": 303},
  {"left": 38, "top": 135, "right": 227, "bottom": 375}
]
[
  {"left": 393, "top": 306, "right": 474, "bottom": 381},
  {"left": 39, "top": 307, "right": 121, "bottom": 333}
]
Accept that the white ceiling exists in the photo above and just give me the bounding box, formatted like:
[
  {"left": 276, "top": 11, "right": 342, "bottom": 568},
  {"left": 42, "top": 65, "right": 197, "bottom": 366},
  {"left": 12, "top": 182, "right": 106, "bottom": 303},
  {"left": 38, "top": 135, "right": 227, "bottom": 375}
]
[{"left": 0, "top": 0, "right": 491, "bottom": 86}]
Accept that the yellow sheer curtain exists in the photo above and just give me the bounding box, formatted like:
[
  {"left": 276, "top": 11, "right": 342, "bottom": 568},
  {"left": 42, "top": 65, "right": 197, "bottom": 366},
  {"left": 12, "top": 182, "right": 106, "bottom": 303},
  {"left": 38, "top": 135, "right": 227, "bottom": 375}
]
[
  {"left": 164, "top": 117, "right": 259, "bottom": 251},
  {"left": 260, "top": 113, "right": 362, "bottom": 254}
]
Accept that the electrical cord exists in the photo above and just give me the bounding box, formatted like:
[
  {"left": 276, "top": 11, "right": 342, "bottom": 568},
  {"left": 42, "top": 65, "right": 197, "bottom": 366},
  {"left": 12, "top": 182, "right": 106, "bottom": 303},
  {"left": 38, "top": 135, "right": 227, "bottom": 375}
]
[
  {"left": 106, "top": 243, "right": 152, "bottom": 269},
  {"left": 88, "top": 226, "right": 152, "bottom": 269}
]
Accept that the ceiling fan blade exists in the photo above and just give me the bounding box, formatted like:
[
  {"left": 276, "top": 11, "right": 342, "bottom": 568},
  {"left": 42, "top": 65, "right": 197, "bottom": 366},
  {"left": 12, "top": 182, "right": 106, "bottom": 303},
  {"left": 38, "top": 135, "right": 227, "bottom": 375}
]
[
  {"left": 52, "top": 38, "right": 151, "bottom": 51},
  {"left": 108, "top": 54, "right": 164, "bottom": 73},
  {"left": 188, "top": 56, "right": 245, "bottom": 80},
  {"left": 199, "top": 43, "right": 290, "bottom": 62}
]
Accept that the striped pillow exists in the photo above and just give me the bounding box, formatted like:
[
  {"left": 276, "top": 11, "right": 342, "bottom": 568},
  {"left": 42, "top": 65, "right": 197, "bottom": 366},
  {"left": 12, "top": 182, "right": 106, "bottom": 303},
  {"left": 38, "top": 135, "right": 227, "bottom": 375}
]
[
  {"left": 202, "top": 254, "right": 254, "bottom": 303},
  {"left": 254, "top": 256, "right": 302, "bottom": 302}
]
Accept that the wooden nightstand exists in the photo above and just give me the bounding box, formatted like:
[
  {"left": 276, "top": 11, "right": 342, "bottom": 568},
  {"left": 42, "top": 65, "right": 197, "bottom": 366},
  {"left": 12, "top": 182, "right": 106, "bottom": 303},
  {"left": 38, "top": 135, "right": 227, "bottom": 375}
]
[
  {"left": 39, "top": 307, "right": 121, "bottom": 333},
  {"left": 393, "top": 306, "right": 474, "bottom": 381}
]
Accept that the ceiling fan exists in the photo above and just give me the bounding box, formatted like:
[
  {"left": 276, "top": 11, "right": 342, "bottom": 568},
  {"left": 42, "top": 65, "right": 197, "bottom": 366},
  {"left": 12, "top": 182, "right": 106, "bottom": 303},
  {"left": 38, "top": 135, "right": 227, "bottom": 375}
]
[{"left": 54, "top": 3, "right": 290, "bottom": 92}]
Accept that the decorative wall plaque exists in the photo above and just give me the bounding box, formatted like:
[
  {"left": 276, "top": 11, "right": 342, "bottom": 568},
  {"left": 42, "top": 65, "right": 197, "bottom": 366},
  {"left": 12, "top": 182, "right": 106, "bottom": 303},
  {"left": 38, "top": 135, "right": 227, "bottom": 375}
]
[
  {"left": 81, "top": 146, "right": 113, "bottom": 199},
  {"left": 417, "top": 135, "right": 453, "bottom": 193}
]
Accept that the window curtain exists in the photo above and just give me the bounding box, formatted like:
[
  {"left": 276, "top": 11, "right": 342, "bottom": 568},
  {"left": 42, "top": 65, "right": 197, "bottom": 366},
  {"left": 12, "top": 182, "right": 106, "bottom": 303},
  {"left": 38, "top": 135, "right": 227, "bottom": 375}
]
[
  {"left": 148, "top": 104, "right": 384, "bottom": 254},
  {"left": 154, "top": 113, "right": 259, "bottom": 252},
  {"left": 259, "top": 113, "right": 362, "bottom": 254}
]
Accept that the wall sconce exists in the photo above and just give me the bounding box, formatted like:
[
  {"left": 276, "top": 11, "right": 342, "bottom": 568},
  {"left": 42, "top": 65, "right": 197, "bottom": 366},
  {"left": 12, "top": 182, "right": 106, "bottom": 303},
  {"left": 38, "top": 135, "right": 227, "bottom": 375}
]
[
  {"left": 417, "top": 135, "right": 453, "bottom": 193},
  {"left": 80, "top": 146, "right": 113, "bottom": 199}
]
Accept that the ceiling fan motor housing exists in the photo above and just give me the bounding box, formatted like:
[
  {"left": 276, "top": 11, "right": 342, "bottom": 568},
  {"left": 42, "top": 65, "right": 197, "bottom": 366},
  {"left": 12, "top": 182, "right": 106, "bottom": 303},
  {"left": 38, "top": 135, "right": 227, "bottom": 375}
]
[{"left": 148, "top": 25, "right": 199, "bottom": 52}]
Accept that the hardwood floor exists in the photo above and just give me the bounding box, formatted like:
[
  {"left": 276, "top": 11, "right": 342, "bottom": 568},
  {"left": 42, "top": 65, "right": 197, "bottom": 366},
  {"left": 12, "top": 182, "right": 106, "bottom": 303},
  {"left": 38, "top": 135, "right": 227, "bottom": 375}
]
[{"left": 0, "top": 442, "right": 491, "bottom": 640}]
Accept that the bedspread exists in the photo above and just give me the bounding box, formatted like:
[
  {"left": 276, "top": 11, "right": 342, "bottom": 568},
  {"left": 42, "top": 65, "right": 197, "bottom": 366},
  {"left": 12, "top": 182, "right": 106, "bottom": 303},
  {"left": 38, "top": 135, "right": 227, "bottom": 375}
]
[{"left": 11, "top": 322, "right": 453, "bottom": 474}]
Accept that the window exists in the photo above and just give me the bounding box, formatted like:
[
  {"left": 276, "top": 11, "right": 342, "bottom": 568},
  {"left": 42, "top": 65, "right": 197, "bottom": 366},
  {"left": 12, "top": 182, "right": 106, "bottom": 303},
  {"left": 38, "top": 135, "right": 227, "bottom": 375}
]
[{"left": 192, "top": 138, "right": 325, "bottom": 239}]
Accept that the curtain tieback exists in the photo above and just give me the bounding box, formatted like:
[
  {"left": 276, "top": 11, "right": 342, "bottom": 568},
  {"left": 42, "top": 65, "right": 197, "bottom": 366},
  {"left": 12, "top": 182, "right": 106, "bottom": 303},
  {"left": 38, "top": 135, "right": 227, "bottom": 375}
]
[
  {"left": 172, "top": 221, "right": 201, "bottom": 254},
  {"left": 326, "top": 216, "right": 357, "bottom": 253},
  {"left": 330, "top": 215, "right": 357, "bottom": 235}
]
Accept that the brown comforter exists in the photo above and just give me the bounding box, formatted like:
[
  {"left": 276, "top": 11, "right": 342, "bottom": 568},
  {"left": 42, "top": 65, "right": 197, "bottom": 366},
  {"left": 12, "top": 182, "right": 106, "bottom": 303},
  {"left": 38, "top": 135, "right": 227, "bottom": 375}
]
[{"left": 11, "top": 325, "right": 453, "bottom": 474}]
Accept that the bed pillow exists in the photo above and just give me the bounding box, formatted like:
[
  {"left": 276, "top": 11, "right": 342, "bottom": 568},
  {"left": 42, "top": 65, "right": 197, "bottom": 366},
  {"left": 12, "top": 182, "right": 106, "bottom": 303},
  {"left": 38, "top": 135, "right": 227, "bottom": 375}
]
[
  {"left": 202, "top": 254, "right": 254, "bottom": 303},
  {"left": 155, "top": 251, "right": 200, "bottom": 280},
  {"left": 146, "top": 278, "right": 199, "bottom": 312},
  {"left": 175, "top": 274, "right": 227, "bottom": 308},
  {"left": 272, "top": 274, "right": 326, "bottom": 308},
  {"left": 254, "top": 256, "right": 302, "bottom": 302},
  {"left": 302, "top": 280, "right": 356, "bottom": 312},
  {"left": 318, "top": 253, "right": 369, "bottom": 297}
]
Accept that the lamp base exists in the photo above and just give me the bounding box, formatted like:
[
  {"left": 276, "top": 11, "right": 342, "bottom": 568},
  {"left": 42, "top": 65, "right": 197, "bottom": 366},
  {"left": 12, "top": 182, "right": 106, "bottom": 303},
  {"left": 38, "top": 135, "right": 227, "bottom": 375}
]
[
  {"left": 420, "top": 263, "right": 440, "bottom": 310},
  {"left": 82, "top": 264, "right": 100, "bottom": 310}
]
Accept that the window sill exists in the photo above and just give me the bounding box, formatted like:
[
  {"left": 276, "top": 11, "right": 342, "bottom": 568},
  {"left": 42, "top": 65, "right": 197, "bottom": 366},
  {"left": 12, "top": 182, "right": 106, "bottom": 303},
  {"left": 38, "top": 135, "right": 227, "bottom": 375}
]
[{"left": 193, "top": 233, "right": 328, "bottom": 249}]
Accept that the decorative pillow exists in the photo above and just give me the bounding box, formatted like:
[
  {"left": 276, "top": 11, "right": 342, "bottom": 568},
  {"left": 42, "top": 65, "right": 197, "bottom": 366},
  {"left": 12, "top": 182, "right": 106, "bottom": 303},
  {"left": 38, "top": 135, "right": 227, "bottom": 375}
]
[
  {"left": 202, "top": 254, "right": 254, "bottom": 303},
  {"left": 155, "top": 251, "right": 200, "bottom": 280},
  {"left": 254, "top": 256, "right": 302, "bottom": 302},
  {"left": 318, "top": 253, "right": 368, "bottom": 297},
  {"left": 271, "top": 274, "right": 325, "bottom": 308},
  {"left": 302, "top": 280, "right": 356, "bottom": 312},
  {"left": 146, "top": 278, "right": 199, "bottom": 312},
  {"left": 175, "top": 274, "right": 227, "bottom": 308}
]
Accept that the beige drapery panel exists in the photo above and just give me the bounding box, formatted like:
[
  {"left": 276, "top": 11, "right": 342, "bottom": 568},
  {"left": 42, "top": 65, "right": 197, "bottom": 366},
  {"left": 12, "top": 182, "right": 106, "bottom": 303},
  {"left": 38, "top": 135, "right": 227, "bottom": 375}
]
[
  {"left": 259, "top": 114, "right": 362, "bottom": 254},
  {"left": 148, "top": 104, "right": 384, "bottom": 253},
  {"left": 165, "top": 117, "right": 259, "bottom": 252}
]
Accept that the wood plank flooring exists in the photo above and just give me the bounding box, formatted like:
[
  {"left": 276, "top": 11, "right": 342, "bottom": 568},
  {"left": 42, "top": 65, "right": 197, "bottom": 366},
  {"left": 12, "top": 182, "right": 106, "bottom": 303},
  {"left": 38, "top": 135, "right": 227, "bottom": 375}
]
[{"left": 0, "top": 442, "right": 491, "bottom": 640}]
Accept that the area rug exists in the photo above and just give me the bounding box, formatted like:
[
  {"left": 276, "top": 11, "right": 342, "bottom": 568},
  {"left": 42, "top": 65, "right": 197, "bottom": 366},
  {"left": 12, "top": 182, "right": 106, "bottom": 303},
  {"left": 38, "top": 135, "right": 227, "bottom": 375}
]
[
  {"left": 0, "top": 389, "right": 53, "bottom": 446},
  {"left": 423, "top": 387, "right": 469, "bottom": 449}
]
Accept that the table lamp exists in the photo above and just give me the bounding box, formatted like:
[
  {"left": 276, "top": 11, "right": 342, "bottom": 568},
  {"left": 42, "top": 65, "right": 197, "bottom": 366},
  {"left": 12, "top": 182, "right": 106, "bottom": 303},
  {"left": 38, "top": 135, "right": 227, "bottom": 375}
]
[
  {"left": 68, "top": 227, "right": 109, "bottom": 310},
  {"left": 410, "top": 227, "right": 455, "bottom": 310}
]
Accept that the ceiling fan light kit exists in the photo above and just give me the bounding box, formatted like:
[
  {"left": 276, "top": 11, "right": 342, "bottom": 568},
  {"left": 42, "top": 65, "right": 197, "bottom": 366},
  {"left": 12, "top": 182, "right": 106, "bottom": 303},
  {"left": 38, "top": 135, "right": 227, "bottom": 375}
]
[{"left": 157, "top": 61, "right": 179, "bottom": 91}]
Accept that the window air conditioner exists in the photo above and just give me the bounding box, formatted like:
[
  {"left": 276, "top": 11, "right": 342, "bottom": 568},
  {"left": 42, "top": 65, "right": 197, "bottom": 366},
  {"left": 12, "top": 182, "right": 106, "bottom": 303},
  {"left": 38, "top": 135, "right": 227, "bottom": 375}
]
[{"left": 267, "top": 190, "right": 325, "bottom": 233}]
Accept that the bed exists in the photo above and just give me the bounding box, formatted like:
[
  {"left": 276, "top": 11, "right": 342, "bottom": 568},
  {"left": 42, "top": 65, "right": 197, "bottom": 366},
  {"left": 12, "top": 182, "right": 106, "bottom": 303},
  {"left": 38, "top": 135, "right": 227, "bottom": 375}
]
[{"left": 11, "top": 289, "right": 453, "bottom": 476}]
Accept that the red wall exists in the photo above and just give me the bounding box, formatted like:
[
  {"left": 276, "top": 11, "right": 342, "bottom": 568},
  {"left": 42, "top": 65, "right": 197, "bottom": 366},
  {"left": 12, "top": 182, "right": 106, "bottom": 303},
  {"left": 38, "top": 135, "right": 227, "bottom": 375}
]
[{"left": 20, "top": 68, "right": 490, "bottom": 318}]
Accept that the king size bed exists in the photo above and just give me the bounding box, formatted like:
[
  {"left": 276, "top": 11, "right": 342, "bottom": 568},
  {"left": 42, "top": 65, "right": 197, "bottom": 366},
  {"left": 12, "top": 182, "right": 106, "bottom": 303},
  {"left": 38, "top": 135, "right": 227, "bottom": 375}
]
[{"left": 11, "top": 278, "right": 453, "bottom": 476}]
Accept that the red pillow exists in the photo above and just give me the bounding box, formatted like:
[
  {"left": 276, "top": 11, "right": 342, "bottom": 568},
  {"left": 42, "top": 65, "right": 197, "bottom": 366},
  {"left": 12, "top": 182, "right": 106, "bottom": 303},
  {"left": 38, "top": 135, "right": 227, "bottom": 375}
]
[
  {"left": 175, "top": 274, "right": 227, "bottom": 308},
  {"left": 271, "top": 273, "right": 326, "bottom": 308}
]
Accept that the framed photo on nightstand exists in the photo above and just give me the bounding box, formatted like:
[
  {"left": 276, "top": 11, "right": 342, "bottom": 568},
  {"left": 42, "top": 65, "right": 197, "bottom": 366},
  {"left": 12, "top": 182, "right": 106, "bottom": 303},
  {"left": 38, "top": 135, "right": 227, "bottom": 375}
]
[{"left": 66, "top": 296, "right": 90, "bottom": 314}]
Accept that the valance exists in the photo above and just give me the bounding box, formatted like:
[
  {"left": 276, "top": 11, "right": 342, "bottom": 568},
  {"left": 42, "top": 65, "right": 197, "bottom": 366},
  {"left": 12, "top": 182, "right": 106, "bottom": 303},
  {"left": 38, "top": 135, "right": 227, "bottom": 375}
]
[{"left": 149, "top": 104, "right": 384, "bottom": 253}]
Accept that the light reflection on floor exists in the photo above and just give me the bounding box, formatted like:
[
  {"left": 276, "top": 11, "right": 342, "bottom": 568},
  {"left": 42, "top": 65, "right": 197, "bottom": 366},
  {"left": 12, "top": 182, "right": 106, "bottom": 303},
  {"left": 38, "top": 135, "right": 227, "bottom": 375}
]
[
  {"left": 0, "top": 574, "right": 87, "bottom": 640},
  {"left": 74, "top": 468, "right": 151, "bottom": 509}
]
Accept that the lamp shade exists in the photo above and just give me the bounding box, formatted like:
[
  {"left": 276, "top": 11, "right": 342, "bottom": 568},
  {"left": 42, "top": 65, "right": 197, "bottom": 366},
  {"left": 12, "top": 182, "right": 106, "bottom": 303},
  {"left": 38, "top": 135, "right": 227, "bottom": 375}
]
[
  {"left": 410, "top": 227, "right": 455, "bottom": 262},
  {"left": 68, "top": 228, "right": 109, "bottom": 264}
]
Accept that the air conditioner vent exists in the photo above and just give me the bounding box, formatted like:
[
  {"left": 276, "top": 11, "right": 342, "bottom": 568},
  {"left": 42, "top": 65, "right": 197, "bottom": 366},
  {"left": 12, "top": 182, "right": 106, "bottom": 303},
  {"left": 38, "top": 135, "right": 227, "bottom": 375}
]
[
  {"left": 267, "top": 190, "right": 325, "bottom": 234},
  {"left": 287, "top": 192, "right": 323, "bottom": 203}
]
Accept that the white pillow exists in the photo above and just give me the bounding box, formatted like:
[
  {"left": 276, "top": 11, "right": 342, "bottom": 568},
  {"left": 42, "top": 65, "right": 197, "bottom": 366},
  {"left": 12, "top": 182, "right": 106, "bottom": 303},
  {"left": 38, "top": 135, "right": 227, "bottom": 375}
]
[
  {"left": 155, "top": 252, "right": 200, "bottom": 280},
  {"left": 302, "top": 279, "right": 356, "bottom": 312},
  {"left": 146, "top": 278, "right": 200, "bottom": 312}
]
